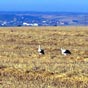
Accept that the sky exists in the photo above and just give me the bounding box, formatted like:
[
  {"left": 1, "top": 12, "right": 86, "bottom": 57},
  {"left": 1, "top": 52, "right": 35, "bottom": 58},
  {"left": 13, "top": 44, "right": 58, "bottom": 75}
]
[{"left": 0, "top": 0, "right": 88, "bottom": 12}]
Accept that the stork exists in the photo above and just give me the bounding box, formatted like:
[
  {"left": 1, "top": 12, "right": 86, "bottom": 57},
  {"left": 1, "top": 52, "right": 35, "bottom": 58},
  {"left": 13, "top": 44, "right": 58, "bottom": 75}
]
[
  {"left": 60, "top": 48, "right": 71, "bottom": 56},
  {"left": 38, "top": 45, "right": 45, "bottom": 55}
]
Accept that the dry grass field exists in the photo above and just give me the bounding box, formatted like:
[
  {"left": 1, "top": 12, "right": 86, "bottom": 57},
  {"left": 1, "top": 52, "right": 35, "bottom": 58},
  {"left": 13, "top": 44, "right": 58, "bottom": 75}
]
[{"left": 0, "top": 26, "right": 88, "bottom": 88}]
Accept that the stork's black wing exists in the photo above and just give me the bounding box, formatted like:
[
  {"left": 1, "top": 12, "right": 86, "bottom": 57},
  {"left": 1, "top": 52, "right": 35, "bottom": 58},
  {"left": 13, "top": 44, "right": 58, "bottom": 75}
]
[
  {"left": 64, "top": 50, "right": 71, "bottom": 54},
  {"left": 40, "top": 49, "right": 45, "bottom": 54}
]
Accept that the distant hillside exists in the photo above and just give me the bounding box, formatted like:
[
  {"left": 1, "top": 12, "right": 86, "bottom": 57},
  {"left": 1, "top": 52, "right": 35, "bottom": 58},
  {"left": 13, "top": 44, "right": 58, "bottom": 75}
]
[{"left": 0, "top": 11, "right": 88, "bottom": 26}]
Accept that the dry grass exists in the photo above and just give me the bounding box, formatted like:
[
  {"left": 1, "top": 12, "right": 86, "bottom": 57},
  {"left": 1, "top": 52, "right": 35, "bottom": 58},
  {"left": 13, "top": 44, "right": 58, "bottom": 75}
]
[{"left": 0, "top": 26, "right": 88, "bottom": 88}]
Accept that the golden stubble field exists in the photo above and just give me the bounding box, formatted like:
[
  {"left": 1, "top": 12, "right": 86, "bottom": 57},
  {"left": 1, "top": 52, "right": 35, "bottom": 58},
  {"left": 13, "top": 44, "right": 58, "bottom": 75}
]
[{"left": 0, "top": 26, "right": 88, "bottom": 88}]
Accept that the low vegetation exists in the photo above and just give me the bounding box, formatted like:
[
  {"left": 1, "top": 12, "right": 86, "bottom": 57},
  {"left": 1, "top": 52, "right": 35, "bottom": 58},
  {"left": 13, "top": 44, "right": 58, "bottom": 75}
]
[{"left": 0, "top": 26, "right": 88, "bottom": 88}]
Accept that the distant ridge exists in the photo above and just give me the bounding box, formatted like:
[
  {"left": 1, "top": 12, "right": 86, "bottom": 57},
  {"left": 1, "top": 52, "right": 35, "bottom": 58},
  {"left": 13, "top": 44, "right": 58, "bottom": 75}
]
[
  {"left": 0, "top": 11, "right": 88, "bottom": 15},
  {"left": 0, "top": 11, "right": 88, "bottom": 26}
]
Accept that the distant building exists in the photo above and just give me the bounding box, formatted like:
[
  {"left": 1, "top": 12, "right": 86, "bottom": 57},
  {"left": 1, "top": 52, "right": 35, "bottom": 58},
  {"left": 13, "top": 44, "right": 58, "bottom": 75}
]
[
  {"left": 23, "top": 22, "right": 30, "bottom": 26},
  {"left": 32, "top": 23, "right": 38, "bottom": 26},
  {"left": 23, "top": 22, "right": 38, "bottom": 26}
]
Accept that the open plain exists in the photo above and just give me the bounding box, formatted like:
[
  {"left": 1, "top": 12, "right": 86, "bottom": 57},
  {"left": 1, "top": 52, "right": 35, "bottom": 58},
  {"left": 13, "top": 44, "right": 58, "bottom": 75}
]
[{"left": 0, "top": 27, "right": 88, "bottom": 88}]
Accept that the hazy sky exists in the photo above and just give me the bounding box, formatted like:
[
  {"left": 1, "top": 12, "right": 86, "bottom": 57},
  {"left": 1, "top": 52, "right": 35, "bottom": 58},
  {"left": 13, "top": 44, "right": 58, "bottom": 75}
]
[{"left": 0, "top": 0, "right": 88, "bottom": 12}]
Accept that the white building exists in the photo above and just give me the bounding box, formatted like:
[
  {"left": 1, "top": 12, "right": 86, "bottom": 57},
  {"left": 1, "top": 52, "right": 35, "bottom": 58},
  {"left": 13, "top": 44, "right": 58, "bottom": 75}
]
[{"left": 23, "top": 22, "right": 30, "bottom": 26}]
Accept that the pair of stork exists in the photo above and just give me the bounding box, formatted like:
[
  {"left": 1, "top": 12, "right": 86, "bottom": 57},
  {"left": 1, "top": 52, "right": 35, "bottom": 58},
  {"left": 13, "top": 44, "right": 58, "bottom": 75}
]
[{"left": 38, "top": 45, "right": 71, "bottom": 56}]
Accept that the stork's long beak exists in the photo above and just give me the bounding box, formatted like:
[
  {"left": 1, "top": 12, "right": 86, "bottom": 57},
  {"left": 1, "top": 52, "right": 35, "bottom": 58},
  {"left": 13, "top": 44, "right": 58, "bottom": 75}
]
[{"left": 39, "top": 45, "right": 40, "bottom": 48}]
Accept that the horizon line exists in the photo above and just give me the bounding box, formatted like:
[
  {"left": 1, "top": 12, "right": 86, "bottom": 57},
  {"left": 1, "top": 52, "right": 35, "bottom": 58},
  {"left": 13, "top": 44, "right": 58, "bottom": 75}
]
[{"left": 0, "top": 11, "right": 88, "bottom": 13}]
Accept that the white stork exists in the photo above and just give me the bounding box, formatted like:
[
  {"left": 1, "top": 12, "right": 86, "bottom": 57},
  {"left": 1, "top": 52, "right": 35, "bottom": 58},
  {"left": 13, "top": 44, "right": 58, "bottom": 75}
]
[
  {"left": 60, "top": 48, "right": 71, "bottom": 56},
  {"left": 38, "top": 45, "right": 45, "bottom": 55}
]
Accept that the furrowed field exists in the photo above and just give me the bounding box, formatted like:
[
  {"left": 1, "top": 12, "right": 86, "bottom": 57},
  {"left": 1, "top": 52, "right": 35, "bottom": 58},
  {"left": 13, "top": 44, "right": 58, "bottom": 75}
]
[{"left": 0, "top": 27, "right": 88, "bottom": 88}]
